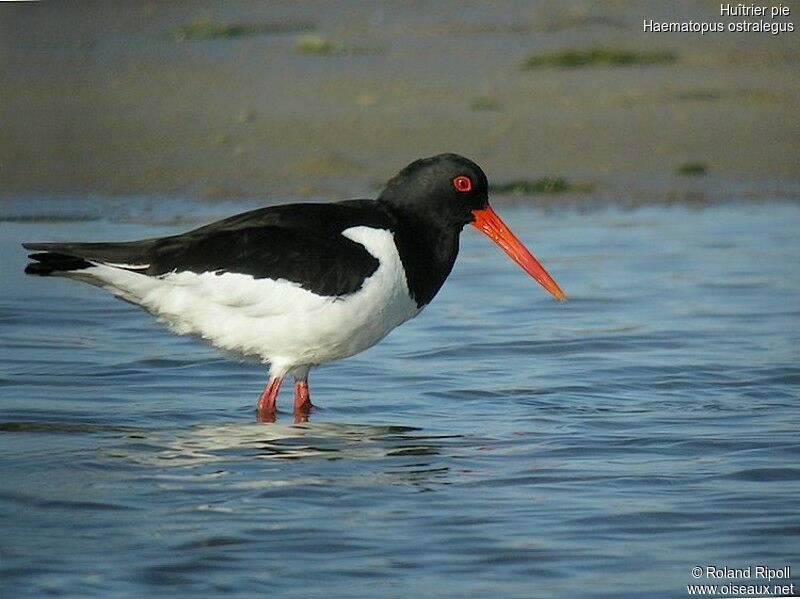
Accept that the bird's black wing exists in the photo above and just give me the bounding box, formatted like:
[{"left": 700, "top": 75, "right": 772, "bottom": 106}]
[{"left": 24, "top": 200, "right": 396, "bottom": 297}]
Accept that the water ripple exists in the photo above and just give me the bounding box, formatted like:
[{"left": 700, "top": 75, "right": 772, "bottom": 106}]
[{"left": 1, "top": 199, "right": 799, "bottom": 597}]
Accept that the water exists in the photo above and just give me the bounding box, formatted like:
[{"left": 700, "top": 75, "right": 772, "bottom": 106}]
[{"left": 1, "top": 194, "right": 798, "bottom": 598}]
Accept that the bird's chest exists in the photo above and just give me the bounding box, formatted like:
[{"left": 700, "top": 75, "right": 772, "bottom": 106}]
[{"left": 326, "top": 227, "right": 421, "bottom": 351}]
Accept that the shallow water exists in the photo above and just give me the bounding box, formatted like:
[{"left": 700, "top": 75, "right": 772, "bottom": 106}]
[{"left": 1, "top": 195, "right": 798, "bottom": 597}]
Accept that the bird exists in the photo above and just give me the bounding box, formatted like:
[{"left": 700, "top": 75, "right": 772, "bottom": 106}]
[{"left": 23, "top": 153, "right": 565, "bottom": 422}]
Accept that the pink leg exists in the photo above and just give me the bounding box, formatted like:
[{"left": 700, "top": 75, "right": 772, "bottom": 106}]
[
  {"left": 256, "top": 376, "right": 283, "bottom": 423},
  {"left": 293, "top": 378, "right": 316, "bottom": 423}
]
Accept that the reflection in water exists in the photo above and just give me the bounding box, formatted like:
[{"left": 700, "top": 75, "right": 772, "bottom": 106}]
[
  {"left": 85, "top": 421, "right": 462, "bottom": 497},
  {"left": 99, "top": 420, "right": 450, "bottom": 464}
]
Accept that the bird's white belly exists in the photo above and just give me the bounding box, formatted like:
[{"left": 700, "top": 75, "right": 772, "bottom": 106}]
[{"left": 80, "top": 226, "right": 421, "bottom": 376}]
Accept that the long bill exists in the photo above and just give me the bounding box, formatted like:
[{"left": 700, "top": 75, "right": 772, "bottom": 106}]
[{"left": 471, "top": 205, "right": 566, "bottom": 302}]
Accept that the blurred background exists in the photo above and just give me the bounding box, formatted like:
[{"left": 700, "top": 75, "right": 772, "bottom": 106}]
[{"left": 1, "top": 0, "right": 798, "bottom": 200}]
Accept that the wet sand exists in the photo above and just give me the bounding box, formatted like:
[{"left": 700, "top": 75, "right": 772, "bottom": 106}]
[{"left": 1, "top": 1, "right": 798, "bottom": 199}]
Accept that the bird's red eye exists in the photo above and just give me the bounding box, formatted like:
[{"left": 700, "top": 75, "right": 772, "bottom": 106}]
[{"left": 453, "top": 176, "right": 472, "bottom": 193}]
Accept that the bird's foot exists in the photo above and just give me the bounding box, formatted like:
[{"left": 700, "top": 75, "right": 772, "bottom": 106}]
[
  {"left": 256, "top": 407, "right": 277, "bottom": 423},
  {"left": 293, "top": 404, "right": 313, "bottom": 424},
  {"left": 293, "top": 380, "right": 316, "bottom": 423},
  {"left": 256, "top": 376, "right": 283, "bottom": 423}
]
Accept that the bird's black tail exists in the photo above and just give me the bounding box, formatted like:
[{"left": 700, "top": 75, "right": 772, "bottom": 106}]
[
  {"left": 24, "top": 249, "right": 93, "bottom": 276},
  {"left": 22, "top": 240, "right": 154, "bottom": 276}
]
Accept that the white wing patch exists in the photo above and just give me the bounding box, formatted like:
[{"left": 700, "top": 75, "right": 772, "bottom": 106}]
[{"left": 94, "top": 261, "right": 150, "bottom": 270}]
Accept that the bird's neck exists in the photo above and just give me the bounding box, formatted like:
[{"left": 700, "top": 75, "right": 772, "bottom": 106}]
[{"left": 385, "top": 206, "right": 462, "bottom": 308}]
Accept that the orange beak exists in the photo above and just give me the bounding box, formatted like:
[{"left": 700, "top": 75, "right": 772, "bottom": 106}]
[{"left": 471, "top": 205, "right": 566, "bottom": 302}]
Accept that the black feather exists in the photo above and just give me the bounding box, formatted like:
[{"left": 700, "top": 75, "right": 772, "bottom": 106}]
[
  {"left": 23, "top": 154, "right": 491, "bottom": 304},
  {"left": 24, "top": 252, "right": 93, "bottom": 275},
  {"left": 23, "top": 201, "right": 388, "bottom": 297}
]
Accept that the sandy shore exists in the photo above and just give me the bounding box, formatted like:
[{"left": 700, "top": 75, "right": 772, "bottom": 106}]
[{"left": 1, "top": 1, "right": 798, "bottom": 199}]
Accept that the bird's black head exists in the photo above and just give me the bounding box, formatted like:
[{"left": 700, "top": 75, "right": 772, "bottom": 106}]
[
  {"left": 379, "top": 153, "right": 567, "bottom": 303},
  {"left": 378, "top": 153, "right": 489, "bottom": 227}
]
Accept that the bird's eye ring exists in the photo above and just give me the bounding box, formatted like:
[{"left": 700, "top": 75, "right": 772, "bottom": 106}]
[{"left": 453, "top": 176, "right": 472, "bottom": 193}]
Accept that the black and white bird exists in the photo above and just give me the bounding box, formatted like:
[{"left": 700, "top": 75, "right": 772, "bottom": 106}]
[{"left": 24, "top": 154, "right": 565, "bottom": 422}]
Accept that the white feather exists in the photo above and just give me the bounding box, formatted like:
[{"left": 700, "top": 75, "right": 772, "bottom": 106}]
[
  {"left": 71, "top": 227, "right": 421, "bottom": 377},
  {"left": 97, "top": 262, "right": 150, "bottom": 270}
]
